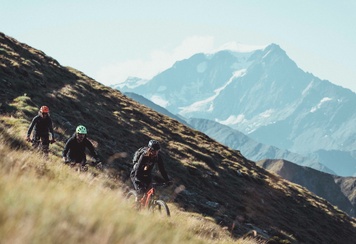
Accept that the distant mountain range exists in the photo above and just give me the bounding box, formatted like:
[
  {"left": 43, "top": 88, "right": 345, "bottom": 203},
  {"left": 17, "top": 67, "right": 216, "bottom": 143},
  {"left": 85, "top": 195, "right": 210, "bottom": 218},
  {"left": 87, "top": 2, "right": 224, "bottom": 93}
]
[
  {"left": 187, "top": 117, "right": 335, "bottom": 174},
  {"left": 115, "top": 44, "right": 356, "bottom": 177},
  {"left": 256, "top": 159, "right": 356, "bottom": 218}
]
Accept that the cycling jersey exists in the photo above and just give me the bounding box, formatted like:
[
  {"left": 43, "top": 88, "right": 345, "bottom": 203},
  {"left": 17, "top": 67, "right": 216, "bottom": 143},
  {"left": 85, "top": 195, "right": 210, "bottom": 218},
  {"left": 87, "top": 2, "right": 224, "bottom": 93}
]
[
  {"left": 27, "top": 115, "right": 54, "bottom": 138},
  {"left": 62, "top": 134, "right": 98, "bottom": 163},
  {"left": 130, "top": 150, "right": 169, "bottom": 193}
]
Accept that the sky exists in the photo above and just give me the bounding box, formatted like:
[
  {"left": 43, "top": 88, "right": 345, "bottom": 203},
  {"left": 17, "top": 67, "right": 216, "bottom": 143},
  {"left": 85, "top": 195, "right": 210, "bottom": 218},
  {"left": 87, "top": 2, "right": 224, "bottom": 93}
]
[{"left": 1, "top": 0, "right": 356, "bottom": 93}]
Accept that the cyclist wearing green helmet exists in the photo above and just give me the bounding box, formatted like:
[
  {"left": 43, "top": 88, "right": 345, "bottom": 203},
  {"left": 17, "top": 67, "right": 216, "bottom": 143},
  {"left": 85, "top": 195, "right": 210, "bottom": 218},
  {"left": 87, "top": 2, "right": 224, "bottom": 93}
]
[{"left": 62, "top": 125, "right": 101, "bottom": 170}]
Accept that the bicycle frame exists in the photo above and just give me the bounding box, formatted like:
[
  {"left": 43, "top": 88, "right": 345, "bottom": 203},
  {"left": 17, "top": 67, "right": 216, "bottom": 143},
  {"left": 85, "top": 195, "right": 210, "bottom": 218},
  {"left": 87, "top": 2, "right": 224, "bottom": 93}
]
[
  {"left": 126, "top": 183, "right": 171, "bottom": 216},
  {"left": 141, "top": 187, "right": 155, "bottom": 208}
]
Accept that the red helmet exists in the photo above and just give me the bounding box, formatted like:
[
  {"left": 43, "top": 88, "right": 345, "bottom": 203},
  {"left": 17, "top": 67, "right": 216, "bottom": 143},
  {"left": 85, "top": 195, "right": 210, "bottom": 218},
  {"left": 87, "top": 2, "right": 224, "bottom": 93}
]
[{"left": 40, "top": 106, "right": 50, "bottom": 113}]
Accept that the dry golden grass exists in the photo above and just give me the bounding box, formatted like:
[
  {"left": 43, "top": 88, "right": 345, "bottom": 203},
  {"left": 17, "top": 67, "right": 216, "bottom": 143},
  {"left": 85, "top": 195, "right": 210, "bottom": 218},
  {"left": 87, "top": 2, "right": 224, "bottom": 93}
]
[{"left": 0, "top": 133, "right": 264, "bottom": 244}]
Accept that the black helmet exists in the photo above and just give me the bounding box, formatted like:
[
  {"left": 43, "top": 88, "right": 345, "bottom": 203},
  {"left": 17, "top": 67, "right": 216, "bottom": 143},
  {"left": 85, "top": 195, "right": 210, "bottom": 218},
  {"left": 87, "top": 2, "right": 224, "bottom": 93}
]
[{"left": 148, "top": 140, "right": 160, "bottom": 150}]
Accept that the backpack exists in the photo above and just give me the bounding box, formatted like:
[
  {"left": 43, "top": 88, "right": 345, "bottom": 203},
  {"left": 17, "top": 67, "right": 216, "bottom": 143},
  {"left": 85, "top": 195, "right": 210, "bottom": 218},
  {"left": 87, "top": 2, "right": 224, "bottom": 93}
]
[{"left": 132, "top": 147, "right": 148, "bottom": 164}]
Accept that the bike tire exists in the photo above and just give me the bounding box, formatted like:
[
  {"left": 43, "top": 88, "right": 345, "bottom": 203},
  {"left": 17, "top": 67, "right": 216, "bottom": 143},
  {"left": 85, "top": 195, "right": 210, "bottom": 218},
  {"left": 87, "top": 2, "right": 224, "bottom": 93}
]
[
  {"left": 150, "top": 200, "right": 170, "bottom": 217},
  {"left": 126, "top": 190, "right": 140, "bottom": 209}
]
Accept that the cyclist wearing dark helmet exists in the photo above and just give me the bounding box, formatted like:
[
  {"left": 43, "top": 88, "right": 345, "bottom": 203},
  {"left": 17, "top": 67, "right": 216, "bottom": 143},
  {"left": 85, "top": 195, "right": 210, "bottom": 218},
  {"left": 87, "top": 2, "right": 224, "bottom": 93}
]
[
  {"left": 62, "top": 125, "right": 101, "bottom": 170},
  {"left": 130, "top": 140, "right": 171, "bottom": 196},
  {"left": 26, "top": 105, "right": 55, "bottom": 156}
]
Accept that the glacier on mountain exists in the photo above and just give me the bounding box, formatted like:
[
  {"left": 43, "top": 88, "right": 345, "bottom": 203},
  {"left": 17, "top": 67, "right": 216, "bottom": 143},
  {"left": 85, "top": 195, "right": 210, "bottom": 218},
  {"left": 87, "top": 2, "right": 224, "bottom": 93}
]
[
  {"left": 180, "top": 69, "right": 247, "bottom": 116},
  {"left": 151, "top": 95, "right": 169, "bottom": 108},
  {"left": 310, "top": 97, "right": 332, "bottom": 113}
]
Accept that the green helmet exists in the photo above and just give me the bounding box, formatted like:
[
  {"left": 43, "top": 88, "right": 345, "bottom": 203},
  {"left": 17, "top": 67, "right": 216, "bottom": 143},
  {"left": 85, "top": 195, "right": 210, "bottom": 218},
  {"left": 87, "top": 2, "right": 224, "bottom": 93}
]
[{"left": 76, "top": 125, "right": 87, "bottom": 134}]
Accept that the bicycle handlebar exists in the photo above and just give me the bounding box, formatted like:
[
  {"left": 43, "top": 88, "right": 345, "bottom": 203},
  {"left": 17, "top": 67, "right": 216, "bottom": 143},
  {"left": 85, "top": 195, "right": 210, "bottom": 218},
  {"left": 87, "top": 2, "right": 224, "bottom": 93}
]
[{"left": 151, "top": 181, "right": 172, "bottom": 187}]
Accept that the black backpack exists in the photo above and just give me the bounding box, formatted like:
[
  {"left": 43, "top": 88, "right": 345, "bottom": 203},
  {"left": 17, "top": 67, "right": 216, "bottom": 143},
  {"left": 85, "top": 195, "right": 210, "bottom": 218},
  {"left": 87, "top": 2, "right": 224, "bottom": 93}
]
[{"left": 132, "top": 147, "right": 148, "bottom": 164}]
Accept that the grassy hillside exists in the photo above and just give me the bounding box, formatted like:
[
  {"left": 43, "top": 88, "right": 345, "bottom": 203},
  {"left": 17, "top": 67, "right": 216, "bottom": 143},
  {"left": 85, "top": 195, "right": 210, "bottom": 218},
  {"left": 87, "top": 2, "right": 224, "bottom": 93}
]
[
  {"left": 1, "top": 32, "right": 356, "bottom": 243},
  {"left": 0, "top": 135, "right": 253, "bottom": 244}
]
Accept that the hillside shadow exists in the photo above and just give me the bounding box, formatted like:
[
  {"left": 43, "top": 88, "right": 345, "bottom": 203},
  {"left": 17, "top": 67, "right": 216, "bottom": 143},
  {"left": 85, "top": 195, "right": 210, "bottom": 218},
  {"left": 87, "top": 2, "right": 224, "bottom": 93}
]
[{"left": 0, "top": 124, "right": 28, "bottom": 150}]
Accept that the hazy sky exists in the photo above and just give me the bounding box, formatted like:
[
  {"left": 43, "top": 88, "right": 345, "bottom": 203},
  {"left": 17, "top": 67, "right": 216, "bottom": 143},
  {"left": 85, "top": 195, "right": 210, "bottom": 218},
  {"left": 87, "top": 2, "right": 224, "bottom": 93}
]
[{"left": 1, "top": 0, "right": 356, "bottom": 93}]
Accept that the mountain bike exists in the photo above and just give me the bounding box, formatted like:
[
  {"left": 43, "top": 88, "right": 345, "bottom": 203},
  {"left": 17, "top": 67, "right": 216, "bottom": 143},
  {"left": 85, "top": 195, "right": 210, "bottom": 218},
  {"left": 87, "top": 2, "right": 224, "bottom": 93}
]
[{"left": 126, "top": 182, "right": 171, "bottom": 217}]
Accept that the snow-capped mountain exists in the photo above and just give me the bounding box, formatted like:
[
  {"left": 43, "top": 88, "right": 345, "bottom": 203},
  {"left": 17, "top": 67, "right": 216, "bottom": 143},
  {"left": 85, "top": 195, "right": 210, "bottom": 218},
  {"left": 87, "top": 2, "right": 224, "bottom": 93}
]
[{"left": 115, "top": 43, "right": 356, "bottom": 176}]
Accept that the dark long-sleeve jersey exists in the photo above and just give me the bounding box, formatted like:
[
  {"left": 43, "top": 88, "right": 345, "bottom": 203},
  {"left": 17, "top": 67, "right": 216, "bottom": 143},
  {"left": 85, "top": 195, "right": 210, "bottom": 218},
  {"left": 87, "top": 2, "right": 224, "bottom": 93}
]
[
  {"left": 131, "top": 152, "right": 169, "bottom": 182},
  {"left": 62, "top": 134, "right": 98, "bottom": 160},
  {"left": 27, "top": 115, "right": 54, "bottom": 138}
]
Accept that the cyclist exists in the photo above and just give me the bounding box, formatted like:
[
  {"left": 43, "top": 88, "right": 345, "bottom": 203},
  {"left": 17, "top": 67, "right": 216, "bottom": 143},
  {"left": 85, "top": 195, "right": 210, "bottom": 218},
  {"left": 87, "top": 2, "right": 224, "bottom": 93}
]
[
  {"left": 130, "top": 140, "right": 171, "bottom": 198},
  {"left": 26, "top": 105, "right": 55, "bottom": 157},
  {"left": 62, "top": 125, "right": 101, "bottom": 170}
]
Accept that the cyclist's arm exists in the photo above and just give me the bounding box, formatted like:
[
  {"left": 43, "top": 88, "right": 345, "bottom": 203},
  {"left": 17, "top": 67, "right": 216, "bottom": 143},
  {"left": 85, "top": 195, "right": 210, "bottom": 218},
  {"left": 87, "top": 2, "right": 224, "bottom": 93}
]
[
  {"left": 48, "top": 117, "right": 55, "bottom": 140},
  {"left": 62, "top": 137, "right": 72, "bottom": 158},
  {"left": 27, "top": 116, "right": 38, "bottom": 138},
  {"left": 85, "top": 139, "right": 99, "bottom": 159}
]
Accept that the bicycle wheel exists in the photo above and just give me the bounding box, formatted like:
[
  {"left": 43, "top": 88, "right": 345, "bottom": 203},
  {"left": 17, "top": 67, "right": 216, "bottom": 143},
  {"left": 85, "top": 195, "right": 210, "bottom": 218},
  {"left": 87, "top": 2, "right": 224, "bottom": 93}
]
[
  {"left": 126, "top": 190, "right": 140, "bottom": 210},
  {"left": 150, "top": 200, "right": 170, "bottom": 217}
]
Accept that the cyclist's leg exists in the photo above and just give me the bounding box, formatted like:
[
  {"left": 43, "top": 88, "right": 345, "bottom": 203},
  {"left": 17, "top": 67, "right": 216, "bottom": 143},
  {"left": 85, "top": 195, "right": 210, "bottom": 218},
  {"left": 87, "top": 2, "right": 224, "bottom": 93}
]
[
  {"left": 65, "top": 156, "right": 79, "bottom": 167},
  {"left": 65, "top": 152, "right": 83, "bottom": 167},
  {"left": 80, "top": 156, "right": 88, "bottom": 171},
  {"left": 40, "top": 134, "right": 50, "bottom": 157},
  {"left": 32, "top": 134, "right": 40, "bottom": 149},
  {"left": 131, "top": 178, "right": 147, "bottom": 201}
]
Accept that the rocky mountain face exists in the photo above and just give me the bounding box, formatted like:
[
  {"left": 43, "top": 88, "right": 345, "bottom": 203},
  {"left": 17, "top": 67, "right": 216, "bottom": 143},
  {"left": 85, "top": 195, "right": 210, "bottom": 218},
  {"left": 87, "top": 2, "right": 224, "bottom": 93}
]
[
  {"left": 256, "top": 159, "right": 356, "bottom": 218},
  {"left": 2, "top": 32, "right": 356, "bottom": 243},
  {"left": 116, "top": 44, "right": 356, "bottom": 176}
]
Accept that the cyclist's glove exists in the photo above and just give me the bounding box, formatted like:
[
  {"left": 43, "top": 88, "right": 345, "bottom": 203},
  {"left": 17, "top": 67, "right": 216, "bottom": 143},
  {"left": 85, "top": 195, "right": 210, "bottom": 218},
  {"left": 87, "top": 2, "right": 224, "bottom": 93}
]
[{"left": 91, "top": 157, "right": 100, "bottom": 164}]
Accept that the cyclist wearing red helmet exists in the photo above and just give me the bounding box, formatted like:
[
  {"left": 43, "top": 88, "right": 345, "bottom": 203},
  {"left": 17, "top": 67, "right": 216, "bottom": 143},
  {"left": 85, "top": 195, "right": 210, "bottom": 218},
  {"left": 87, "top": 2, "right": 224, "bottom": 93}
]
[
  {"left": 26, "top": 106, "right": 55, "bottom": 156},
  {"left": 130, "top": 140, "right": 171, "bottom": 196}
]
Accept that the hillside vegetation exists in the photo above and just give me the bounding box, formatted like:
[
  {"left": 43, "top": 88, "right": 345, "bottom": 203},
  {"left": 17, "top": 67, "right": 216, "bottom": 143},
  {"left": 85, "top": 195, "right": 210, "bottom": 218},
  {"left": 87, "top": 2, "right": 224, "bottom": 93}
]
[
  {"left": 1, "top": 32, "right": 356, "bottom": 243},
  {"left": 0, "top": 134, "right": 251, "bottom": 244}
]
